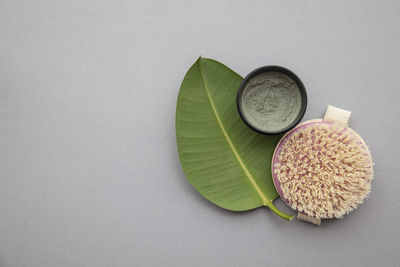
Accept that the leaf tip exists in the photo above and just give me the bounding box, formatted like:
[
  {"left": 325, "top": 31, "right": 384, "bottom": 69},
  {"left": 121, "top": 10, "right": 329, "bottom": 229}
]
[{"left": 195, "top": 56, "right": 204, "bottom": 66}]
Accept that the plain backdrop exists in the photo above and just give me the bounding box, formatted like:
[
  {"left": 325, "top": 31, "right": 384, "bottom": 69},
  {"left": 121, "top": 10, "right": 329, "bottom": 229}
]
[{"left": 1, "top": 1, "right": 399, "bottom": 266}]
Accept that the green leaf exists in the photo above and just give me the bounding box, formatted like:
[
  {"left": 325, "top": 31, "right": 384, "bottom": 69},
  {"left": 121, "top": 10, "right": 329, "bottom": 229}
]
[{"left": 176, "top": 57, "right": 293, "bottom": 220}]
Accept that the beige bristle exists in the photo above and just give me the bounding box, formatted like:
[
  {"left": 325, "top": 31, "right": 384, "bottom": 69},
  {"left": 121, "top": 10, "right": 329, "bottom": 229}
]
[{"left": 274, "top": 123, "right": 373, "bottom": 219}]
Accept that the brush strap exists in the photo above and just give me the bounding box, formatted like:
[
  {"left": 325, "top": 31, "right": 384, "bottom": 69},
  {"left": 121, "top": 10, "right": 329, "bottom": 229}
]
[{"left": 323, "top": 105, "right": 351, "bottom": 126}]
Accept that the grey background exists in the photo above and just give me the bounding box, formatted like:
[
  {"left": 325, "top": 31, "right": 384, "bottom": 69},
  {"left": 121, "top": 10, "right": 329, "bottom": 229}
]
[{"left": 1, "top": 0, "right": 399, "bottom": 266}]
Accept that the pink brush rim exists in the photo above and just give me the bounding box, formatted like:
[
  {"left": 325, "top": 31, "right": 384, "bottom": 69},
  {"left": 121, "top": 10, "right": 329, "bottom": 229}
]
[{"left": 271, "top": 119, "right": 373, "bottom": 210}]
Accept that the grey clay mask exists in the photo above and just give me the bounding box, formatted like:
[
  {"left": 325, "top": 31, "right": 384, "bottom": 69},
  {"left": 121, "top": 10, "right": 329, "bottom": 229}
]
[{"left": 241, "top": 72, "right": 302, "bottom": 132}]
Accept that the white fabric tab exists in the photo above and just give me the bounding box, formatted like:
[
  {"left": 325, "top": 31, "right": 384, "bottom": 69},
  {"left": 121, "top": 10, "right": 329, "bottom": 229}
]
[
  {"left": 297, "top": 213, "right": 321, "bottom": 225},
  {"left": 323, "top": 105, "right": 351, "bottom": 126}
]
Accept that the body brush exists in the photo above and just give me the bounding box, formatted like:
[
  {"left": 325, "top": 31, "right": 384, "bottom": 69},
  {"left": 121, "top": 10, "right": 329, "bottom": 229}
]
[{"left": 272, "top": 106, "right": 374, "bottom": 225}]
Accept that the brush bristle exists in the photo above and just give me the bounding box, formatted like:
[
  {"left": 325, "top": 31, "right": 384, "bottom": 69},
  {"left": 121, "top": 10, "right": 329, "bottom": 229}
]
[{"left": 274, "top": 123, "right": 373, "bottom": 219}]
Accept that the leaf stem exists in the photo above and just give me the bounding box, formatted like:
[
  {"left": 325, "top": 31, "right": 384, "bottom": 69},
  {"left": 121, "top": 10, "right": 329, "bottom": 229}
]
[{"left": 265, "top": 202, "right": 294, "bottom": 221}]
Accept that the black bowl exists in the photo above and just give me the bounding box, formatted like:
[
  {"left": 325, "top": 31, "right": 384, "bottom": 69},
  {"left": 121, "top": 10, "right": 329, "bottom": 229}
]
[{"left": 236, "top": 65, "right": 307, "bottom": 135}]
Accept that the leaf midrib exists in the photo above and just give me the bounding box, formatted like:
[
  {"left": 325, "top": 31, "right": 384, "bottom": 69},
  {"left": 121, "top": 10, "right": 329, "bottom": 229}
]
[{"left": 198, "top": 59, "right": 271, "bottom": 205}]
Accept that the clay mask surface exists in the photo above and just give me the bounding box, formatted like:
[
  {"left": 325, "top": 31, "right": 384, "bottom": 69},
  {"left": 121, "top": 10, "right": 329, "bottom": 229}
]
[{"left": 241, "top": 71, "right": 302, "bottom": 132}]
